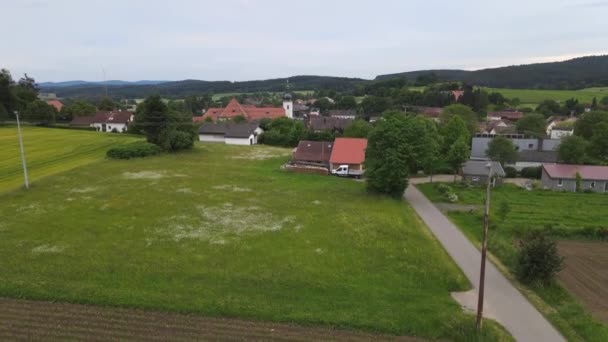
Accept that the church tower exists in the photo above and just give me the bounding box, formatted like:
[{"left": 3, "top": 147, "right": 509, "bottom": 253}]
[{"left": 282, "top": 79, "right": 293, "bottom": 119}]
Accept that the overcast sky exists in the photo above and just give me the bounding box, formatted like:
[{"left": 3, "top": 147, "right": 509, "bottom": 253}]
[{"left": 4, "top": 0, "right": 608, "bottom": 82}]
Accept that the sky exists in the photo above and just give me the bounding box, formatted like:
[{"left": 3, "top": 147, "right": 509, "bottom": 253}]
[{"left": 4, "top": 0, "right": 608, "bottom": 82}]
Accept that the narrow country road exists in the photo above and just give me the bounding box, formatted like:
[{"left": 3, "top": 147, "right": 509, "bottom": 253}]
[{"left": 404, "top": 186, "right": 565, "bottom": 342}]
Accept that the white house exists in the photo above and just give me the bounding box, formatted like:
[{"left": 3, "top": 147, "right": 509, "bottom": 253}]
[
  {"left": 198, "top": 123, "right": 263, "bottom": 145},
  {"left": 70, "top": 111, "right": 134, "bottom": 133}
]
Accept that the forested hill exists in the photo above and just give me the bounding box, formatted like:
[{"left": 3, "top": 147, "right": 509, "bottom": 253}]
[
  {"left": 41, "top": 75, "right": 367, "bottom": 99},
  {"left": 376, "top": 55, "right": 608, "bottom": 89}
]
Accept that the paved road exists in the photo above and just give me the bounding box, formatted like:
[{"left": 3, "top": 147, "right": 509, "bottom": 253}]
[{"left": 404, "top": 186, "right": 564, "bottom": 342}]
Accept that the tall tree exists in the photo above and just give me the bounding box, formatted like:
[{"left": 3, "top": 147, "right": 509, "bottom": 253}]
[
  {"left": 139, "top": 95, "right": 170, "bottom": 145},
  {"left": 516, "top": 113, "right": 546, "bottom": 137},
  {"left": 343, "top": 119, "right": 371, "bottom": 138},
  {"left": 557, "top": 135, "right": 588, "bottom": 164},
  {"left": 441, "top": 104, "right": 478, "bottom": 136},
  {"left": 446, "top": 137, "right": 470, "bottom": 182},
  {"left": 61, "top": 100, "right": 96, "bottom": 119},
  {"left": 22, "top": 100, "right": 57, "bottom": 124},
  {"left": 0, "top": 69, "right": 15, "bottom": 114},
  {"left": 98, "top": 97, "right": 117, "bottom": 111},
  {"left": 574, "top": 111, "right": 608, "bottom": 139},
  {"left": 365, "top": 113, "right": 412, "bottom": 197},
  {"left": 589, "top": 122, "right": 608, "bottom": 162},
  {"left": 440, "top": 115, "right": 470, "bottom": 154},
  {"left": 486, "top": 136, "right": 518, "bottom": 166}
]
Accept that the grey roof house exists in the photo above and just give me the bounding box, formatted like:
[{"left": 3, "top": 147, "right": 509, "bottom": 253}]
[
  {"left": 198, "top": 123, "right": 263, "bottom": 145},
  {"left": 462, "top": 160, "right": 506, "bottom": 186},
  {"left": 471, "top": 134, "right": 561, "bottom": 170}
]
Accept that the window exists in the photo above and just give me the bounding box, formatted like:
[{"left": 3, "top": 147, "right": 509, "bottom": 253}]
[
  {"left": 528, "top": 143, "right": 534, "bottom": 149},
  {"left": 472, "top": 176, "right": 479, "bottom": 182},
  {"left": 605, "top": 183, "right": 608, "bottom": 192},
  {"left": 591, "top": 181, "right": 596, "bottom": 188},
  {"left": 557, "top": 179, "right": 563, "bottom": 187}
]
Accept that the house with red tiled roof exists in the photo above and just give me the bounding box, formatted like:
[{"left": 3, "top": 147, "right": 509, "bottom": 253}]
[
  {"left": 69, "top": 110, "right": 133, "bottom": 133},
  {"left": 541, "top": 164, "right": 608, "bottom": 192},
  {"left": 329, "top": 138, "right": 367, "bottom": 172},
  {"left": 46, "top": 99, "right": 64, "bottom": 112},
  {"left": 193, "top": 97, "right": 291, "bottom": 123},
  {"left": 452, "top": 90, "right": 464, "bottom": 102}
]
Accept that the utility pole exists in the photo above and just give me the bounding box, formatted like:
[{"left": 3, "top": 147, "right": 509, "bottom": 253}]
[
  {"left": 476, "top": 162, "right": 493, "bottom": 330},
  {"left": 15, "top": 111, "right": 29, "bottom": 189}
]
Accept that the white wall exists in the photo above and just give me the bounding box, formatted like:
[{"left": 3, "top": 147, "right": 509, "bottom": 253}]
[
  {"left": 199, "top": 134, "right": 225, "bottom": 143},
  {"left": 226, "top": 134, "right": 255, "bottom": 145},
  {"left": 550, "top": 129, "right": 573, "bottom": 139},
  {"left": 92, "top": 123, "right": 128, "bottom": 133},
  {"left": 283, "top": 101, "right": 293, "bottom": 119}
]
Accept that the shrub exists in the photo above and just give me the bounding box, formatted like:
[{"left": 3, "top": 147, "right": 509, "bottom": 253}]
[
  {"left": 520, "top": 166, "right": 542, "bottom": 179},
  {"left": 515, "top": 231, "right": 564, "bottom": 286},
  {"left": 504, "top": 166, "right": 518, "bottom": 178},
  {"left": 107, "top": 141, "right": 162, "bottom": 159},
  {"left": 446, "top": 192, "right": 458, "bottom": 203},
  {"left": 437, "top": 183, "right": 453, "bottom": 194}
]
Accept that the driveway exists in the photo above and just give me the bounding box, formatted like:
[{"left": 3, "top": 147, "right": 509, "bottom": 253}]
[{"left": 404, "top": 185, "right": 564, "bottom": 342}]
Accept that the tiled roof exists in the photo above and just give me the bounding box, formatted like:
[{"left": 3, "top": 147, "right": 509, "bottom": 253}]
[
  {"left": 69, "top": 116, "right": 95, "bottom": 126},
  {"left": 198, "top": 123, "right": 260, "bottom": 138},
  {"left": 417, "top": 107, "right": 443, "bottom": 118},
  {"left": 542, "top": 164, "right": 608, "bottom": 181},
  {"left": 309, "top": 117, "right": 352, "bottom": 131},
  {"left": 46, "top": 100, "right": 63, "bottom": 112},
  {"left": 69, "top": 111, "right": 132, "bottom": 125},
  {"left": 329, "top": 138, "right": 367, "bottom": 165},
  {"left": 452, "top": 90, "right": 464, "bottom": 101},
  {"left": 488, "top": 110, "right": 524, "bottom": 121},
  {"left": 293, "top": 140, "right": 333, "bottom": 163},
  {"left": 198, "top": 98, "right": 285, "bottom": 122},
  {"left": 328, "top": 109, "right": 357, "bottom": 118}
]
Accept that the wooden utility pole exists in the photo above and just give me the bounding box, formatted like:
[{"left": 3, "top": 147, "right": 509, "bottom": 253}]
[{"left": 476, "top": 162, "right": 493, "bottom": 330}]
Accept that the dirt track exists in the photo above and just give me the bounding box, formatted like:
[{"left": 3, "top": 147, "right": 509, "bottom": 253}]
[
  {"left": 558, "top": 240, "right": 608, "bottom": 323},
  {"left": 0, "top": 298, "right": 418, "bottom": 341}
]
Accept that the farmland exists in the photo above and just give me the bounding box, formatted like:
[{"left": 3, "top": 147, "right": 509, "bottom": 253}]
[
  {"left": 0, "top": 136, "right": 509, "bottom": 340},
  {"left": 418, "top": 183, "right": 608, "bottom": 341},
  {"left": 486, "top": 87, "right": 607, "bottom": 106},
  {"left": 0, "top": 126, "right": 139, "bottom": 194}
]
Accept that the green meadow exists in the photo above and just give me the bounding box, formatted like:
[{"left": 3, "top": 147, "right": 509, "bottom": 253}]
[{"left": 0, "top": 131, "right": 510, "bottom": 340}]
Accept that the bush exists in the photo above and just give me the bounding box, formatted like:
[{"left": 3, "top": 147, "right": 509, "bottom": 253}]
[
  {"left": 437, "top": 183, "right": 453, "bottom": 194},
  {"left": 520, "top": 166, "right": 542, "bottom": 179},
  {"left": 515, "top": 231, "right": 564, "bottom": 286},
  {"left": 107, "top": 141, "right": 162, "bottom": 159},
  {"left": 504, "top": 166, "right": 518, "bottom": 178}
]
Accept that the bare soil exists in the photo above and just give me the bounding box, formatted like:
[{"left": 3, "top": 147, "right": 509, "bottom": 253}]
[
  {"left": 0, "top": 298, "right": 420, "bottom": 341},
  {"left": 558, "top": 240, "right": 608, "bottom": 323}
]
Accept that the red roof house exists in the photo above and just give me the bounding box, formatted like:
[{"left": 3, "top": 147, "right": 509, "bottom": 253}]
[
  {"left": 452, "top": 90, "right": 464, "bottom": 101},
  {"left": 329, "top": 138, "right": 368, "bottom": 171},
  {"left": 47, "top": 99, "right": 64, "bottom": 112},
  {"left": 193, "top": 98, "right": 285, "bottom": 122}
]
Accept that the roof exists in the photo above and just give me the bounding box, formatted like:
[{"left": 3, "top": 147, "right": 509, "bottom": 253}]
[
  {"left": 293, "top": 140, "right": 333, "bottom": 162},
  {"left": 417, "top": 107, "right": 443, "bottom": 118},
  {"left": 462, "top": 160, "right": 506, "bottom": 177},
  {"left": 452, "top": 90, "right": 464, "bottom": 101},
  {"left": 542, "top": 164, "right": 608, "bottom": 181},
  {"left": 309, "top": 117, "right": 353, "bottom": 131},
  {"left": 199, "top": 98, "right": 285, "bottom": 122},
  {"left": 91, "top": 111, "right": 133, "bottom": 124},
  {"left": 518, "top": 150, "right": 558, "bottom": 163},
  {"left": 328, "top": 109, "right": 357, "bottom": 118},
  {"left": 69, "top": 116, "right": 95, "bottom": 126},
  {"left": 488, "top": 110, "right": 524, "bottom": 121},
  {"left": 46, "top": 100, "right": 63, "bottom": 112},
  {"left": 198, "top": 123, "right": 260, "bottom": 138},
  {"left": 329, "top": 138, "right": 367, "bottom": 165}
]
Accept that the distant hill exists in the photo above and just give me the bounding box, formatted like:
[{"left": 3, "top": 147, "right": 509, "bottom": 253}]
[
  {"left": 41, "top": 55, "right": 608, "bottom": 99},
  {"left": 38, "top": 80, "right": 169, "bottom": 88},
  {"left": 40, "top": 75, "right": 367, "bottom": 99},
  {"left": 376, "top": 55, "right": 608, "bottom": 89}
]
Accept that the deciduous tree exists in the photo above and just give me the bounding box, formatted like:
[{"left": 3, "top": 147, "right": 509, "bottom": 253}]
[
  {"left": 446, "top": 137, "right": 470, "bottom": 182},
  {"left": 557, "top": 135, "right": 588, "bottom": 164},
  {"left": 486, "top": 136, "right": 517, "bottom": 166},
  {"left": 516, "top": 113, "right": 546, "bottom": 137}
]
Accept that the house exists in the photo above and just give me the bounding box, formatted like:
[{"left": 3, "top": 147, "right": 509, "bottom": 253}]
[
  {"left": 541, "top": 164, "right": 608, "bottom": 192},
  {"left": 327, "top": 109, "right": 357, "bottom": 120},
  {"left": 69, "top": 111, "right": 133, "bottom": 133},
  {"left": 309, "top": 117, "right": 352, "bottom": 132},
  {"left": 198, "top": 123, "right": 263, "bottom": 145},
  {"left": 487, "top": 110, "right": 524, "bottom": 122},
  {"left": 292, "top": 140, "right": 333, "bottom": 166},
  {"left": 329, "top": 138, "right": 367, "bottom": 172},
  {"left": 462, "top": 160, "right": 505, "bottom": 186},
  {"left": 546, "top": 118, "right": 576, "bottom": 139},
  {"left": 480, "top": 120, "right": 514, "bottom": 135},
  {"left": 416, "top": 107, "right": 442, "bottom": 121},
  {"left": 508, "top": 150, "right": 558, "bottom": 170},
  {"left": 471, "top": 134, "right": 561, "bottom": 171},
  {"left": 193, "top": 95, "right": 292, "bottom": 123},
  {"left": 452, "top": 90, "right": 464, "bottom": 102},
  {"left": 46, "top": 99, "right": 64, "bottom": 112}
]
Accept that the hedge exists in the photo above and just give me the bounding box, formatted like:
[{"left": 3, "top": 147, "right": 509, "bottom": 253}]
[{"left": 106, "top": 141, "right": 162, "bottom": 159}]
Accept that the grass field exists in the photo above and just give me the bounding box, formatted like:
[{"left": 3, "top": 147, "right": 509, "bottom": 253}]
[
  {"left": 418, "top": 183, "right": 608, "bottom": 341},
  {"left": 0, "top": 137, "right": 510, "bottom": 340},
  {"left": 0, "top": 126, "right": 139, "bottom": 194},
  {"left": 486, "top": 87, "right": 605, "bottom": 106}
]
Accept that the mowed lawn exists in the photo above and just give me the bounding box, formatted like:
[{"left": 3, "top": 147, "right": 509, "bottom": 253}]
[
  {"left": 486, "top": 87, "right": 603, "bottom": 106},
  {"left": 0, "top": 140, "right": 509, "bottom": 340},
  {"left": 418, "top": 183, "right": 608, "bottom": 341},
  {"left": 0, "top": 126, "right": 139, "bottom": 193}
]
